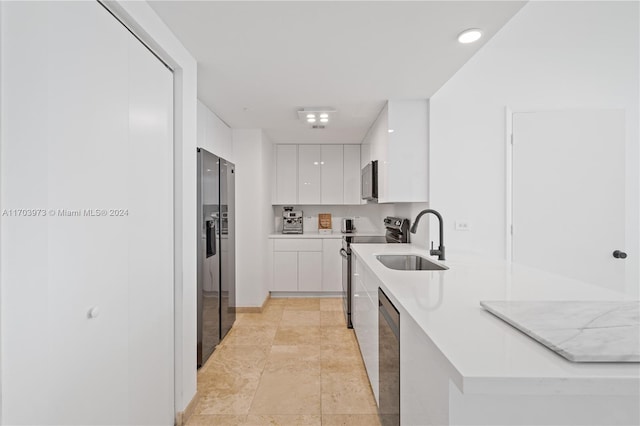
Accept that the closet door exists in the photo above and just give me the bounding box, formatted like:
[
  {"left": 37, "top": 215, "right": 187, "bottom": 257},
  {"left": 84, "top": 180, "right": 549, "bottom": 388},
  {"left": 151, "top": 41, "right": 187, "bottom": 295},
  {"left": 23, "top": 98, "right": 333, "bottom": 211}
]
[{"left": 0, "top": 2, "right": 174, "bottom": 424}]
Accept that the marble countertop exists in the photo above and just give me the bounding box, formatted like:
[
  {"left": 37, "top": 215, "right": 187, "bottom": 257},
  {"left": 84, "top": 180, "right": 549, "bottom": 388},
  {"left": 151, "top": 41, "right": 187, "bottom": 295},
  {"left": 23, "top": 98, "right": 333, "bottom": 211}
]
[
  {"left": 268, "top": 231, "right": 385, "bottom": 239},
  {"left": 480, "top": 301, "right": 640, "bottom": 362},
  {"left": 349, "top": 243, "right": 640, "bottom": 395}
]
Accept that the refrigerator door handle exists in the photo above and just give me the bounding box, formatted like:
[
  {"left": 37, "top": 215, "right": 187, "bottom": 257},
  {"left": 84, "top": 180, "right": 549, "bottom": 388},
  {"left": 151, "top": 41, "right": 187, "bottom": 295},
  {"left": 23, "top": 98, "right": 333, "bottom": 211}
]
[{"left": 206, "top": 219, "right": 216, "bottom": 257}]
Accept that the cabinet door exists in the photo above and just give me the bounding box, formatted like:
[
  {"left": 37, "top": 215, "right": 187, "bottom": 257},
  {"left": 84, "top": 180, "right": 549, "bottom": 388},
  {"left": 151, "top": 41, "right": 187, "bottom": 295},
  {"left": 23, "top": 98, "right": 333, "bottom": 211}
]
[
  {"left": 275, "top": 145, "right": 298, "bottom": 204},
  {"left": 322, "top": 239, "right": 342, "bottom": 292},
  {"left": 343, "top": 145, "right": 361, "bottom": 205},
  {"left": 321, "top": 145, "right": 344, "bottom": 204},
  {"left": 273, "top": 252, "right": 298, "bottom": 291},
  {"left": 352, "top": 256, "right": 379, "bottom": 404},
  {"left": 298, "top": 145, "right": 321, "bottom": 204},
  {"left": 298, "top": 251, "right": 323, "bottom": 292},
  {"left": 352, "top": 266, "right": 367, "bottom": 341}
]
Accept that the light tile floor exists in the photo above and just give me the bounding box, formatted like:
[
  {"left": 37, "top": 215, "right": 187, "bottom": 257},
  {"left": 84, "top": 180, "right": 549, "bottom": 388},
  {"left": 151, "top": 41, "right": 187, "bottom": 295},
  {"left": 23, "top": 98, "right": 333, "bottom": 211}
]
[{"left": 188, "top": 297, "right": 381, "bottom": 426}]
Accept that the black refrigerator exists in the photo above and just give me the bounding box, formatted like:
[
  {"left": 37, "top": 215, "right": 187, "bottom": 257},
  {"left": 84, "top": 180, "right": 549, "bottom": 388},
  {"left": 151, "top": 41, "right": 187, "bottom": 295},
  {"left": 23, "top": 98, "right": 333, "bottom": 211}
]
[{"left": 197, "top": 148, "right": 236, "bottom": 368}]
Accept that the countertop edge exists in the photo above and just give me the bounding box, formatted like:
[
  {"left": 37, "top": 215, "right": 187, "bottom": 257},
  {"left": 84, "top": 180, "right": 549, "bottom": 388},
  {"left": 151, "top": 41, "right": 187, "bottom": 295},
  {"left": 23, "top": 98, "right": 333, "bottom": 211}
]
[{"left": 268, "top": 232, "right": 385, "bottom": 239}]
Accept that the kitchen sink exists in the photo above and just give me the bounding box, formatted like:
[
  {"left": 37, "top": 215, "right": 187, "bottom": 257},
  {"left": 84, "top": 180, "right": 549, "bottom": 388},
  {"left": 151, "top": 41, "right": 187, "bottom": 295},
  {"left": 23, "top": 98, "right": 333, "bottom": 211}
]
[{"left": 376, "top": 254, "right": 448, "bottom": 271}]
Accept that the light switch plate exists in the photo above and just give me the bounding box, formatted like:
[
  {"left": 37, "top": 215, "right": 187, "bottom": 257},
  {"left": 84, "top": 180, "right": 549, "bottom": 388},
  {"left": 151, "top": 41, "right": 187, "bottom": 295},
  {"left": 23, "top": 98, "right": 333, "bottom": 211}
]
[{"left": 455, "top": 221, "right": 470, "bottom": 231}]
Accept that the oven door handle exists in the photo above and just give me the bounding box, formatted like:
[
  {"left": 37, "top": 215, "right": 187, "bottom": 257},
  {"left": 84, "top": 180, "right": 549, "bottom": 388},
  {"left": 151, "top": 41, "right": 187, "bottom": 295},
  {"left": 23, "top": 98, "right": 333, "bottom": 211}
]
[{"left": 339, "top": 248, "right": 348, "bottom": 258}]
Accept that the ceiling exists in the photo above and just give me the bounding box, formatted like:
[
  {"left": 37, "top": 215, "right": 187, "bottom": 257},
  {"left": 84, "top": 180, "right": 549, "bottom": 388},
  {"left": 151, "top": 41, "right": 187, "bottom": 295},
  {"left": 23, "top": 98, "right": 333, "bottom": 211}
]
[{"left": 149, "top": 1, "right": 526, "bottom": 144}]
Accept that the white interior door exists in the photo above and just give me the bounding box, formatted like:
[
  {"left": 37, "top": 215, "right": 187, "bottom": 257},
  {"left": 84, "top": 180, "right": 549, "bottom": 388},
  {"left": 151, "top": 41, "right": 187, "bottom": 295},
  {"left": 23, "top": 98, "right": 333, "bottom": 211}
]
[
  {"left": 512, "top": 110, "right": 627, "bottom": 292},
  {"left": 1, "top": 2, "right": 174, "bottom": 424}
]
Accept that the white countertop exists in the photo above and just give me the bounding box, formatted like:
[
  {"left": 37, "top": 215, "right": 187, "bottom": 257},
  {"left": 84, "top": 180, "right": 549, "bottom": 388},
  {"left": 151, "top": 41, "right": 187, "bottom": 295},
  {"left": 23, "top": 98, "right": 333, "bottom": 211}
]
[
  {"left": 269, "top": 231, "right": 385, "bottom": 239},
  {"left": 350, "top": 243, "right": 640, "bottom": 395}
]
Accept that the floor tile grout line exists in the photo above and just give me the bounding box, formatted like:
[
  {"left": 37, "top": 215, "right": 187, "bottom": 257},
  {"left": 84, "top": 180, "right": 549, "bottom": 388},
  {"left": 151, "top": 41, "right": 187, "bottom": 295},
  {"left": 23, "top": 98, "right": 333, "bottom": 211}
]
[{"left": 244, "top": 298, "right": 283, "bottom": 418}]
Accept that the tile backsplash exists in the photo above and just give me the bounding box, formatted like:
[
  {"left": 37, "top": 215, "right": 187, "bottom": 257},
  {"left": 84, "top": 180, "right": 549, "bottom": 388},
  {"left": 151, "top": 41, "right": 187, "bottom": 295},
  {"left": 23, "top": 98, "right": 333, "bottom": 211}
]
[
  {"left": 272, "top": 202, "right": 431, "bottom": 249},
  {"left": 273, "top": 204, "right": 395, "bottom": 234}
]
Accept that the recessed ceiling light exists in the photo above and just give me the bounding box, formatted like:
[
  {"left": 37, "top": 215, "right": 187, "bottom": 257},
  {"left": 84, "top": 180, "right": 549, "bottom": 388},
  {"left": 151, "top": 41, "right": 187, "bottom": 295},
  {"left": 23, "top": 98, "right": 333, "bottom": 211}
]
[
  {"left": 458, "top": 28, "right": 483, "bottom": 44},
  {"left": 320, "top": 118, "right": 329, "bottom": 123},
  {"left": 307, "top": 118, "right": 316, "bottom": 123},
  {"left": 388, "top": 129, "right": 395, "bottom": 133},
  {"left": 319, "top": 113, "right": 329, "bottom": 119},
  {"left": 306, "top": 113, "right": 316, "bottom": 119}
]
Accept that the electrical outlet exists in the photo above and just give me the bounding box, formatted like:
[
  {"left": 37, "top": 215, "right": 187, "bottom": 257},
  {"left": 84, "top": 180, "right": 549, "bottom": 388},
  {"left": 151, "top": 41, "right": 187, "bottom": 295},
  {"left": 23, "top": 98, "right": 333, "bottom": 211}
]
[{"left": 455, "top": 221, "right": 470, "bottom": 231}]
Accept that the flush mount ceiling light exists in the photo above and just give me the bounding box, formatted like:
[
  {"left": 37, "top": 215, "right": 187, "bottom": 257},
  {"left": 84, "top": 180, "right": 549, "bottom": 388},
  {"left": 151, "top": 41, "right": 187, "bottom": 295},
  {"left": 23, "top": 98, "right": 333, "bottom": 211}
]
[
  {"left": 297, "top": 107, "right": 336, "bottom": 127},
  {"left": 457, "top": 28, "right": 483, "bottom": 44}
]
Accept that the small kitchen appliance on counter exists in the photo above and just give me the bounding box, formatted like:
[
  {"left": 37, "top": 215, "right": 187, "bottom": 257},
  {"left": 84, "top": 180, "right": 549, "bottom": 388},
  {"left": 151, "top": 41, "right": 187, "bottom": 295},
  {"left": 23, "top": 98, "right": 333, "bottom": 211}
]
[
  {"left": 383, "top": 217, "right": 410, "bottom": 243},
  {"left": 341, "top": 218, "right": 356, "bottom": 233},
  {"left": 282, "top": 207, "right": 303, "bottom": 234},
  {"left": 340, "top": 216, "right": 410, "bottom": 328}
]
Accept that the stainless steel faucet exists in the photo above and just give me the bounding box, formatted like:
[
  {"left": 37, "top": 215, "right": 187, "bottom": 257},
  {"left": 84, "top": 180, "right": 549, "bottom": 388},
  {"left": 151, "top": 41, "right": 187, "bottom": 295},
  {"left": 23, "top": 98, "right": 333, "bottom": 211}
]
[{"left": 410, "top": 209, "right": 445, "bottom": 261}]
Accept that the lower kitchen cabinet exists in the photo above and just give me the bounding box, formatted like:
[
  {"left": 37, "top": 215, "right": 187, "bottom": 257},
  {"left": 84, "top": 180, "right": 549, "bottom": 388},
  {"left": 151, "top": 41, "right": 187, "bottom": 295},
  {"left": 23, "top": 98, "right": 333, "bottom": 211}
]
[
  {"left": 298, "top": 251, "right": 322, "bottom": 291},
  {"left": 322, "top": 238, "right": 342, "bottom": 291},
  {"left": 352, "top": 253, "right": 379, "bottom": 404},
  {"left": 270, "top": 237, "right": 342, "bottom": 293},
  {"left": 273, "top": 251, "right": 298, "bottom": 291}
]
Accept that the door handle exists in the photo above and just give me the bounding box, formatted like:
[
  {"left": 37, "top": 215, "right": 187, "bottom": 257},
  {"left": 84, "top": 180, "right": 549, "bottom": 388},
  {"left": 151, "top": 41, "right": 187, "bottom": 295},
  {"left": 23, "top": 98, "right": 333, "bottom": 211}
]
[
  {"left": 613, "top": 250, "right": 627, "bottom": 259},
  {"left": 206, "top": 220, "right": 216, "bottom": 257},
  {"left": 340, "top": 248, "right": 348, "bottom": 258}
]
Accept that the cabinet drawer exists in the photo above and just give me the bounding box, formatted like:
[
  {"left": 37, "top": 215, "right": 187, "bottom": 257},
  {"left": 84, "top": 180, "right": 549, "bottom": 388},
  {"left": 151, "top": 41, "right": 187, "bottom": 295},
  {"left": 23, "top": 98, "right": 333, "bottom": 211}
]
[{"left": 273, "top": 238, "right": 322, "bottom": 252}]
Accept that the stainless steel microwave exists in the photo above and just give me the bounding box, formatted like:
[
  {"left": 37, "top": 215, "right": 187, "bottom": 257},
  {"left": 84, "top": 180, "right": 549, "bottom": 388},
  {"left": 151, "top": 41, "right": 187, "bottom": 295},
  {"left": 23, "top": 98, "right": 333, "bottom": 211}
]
[{"left": 361, "top": 160, "right": 378, "bottom": 201}]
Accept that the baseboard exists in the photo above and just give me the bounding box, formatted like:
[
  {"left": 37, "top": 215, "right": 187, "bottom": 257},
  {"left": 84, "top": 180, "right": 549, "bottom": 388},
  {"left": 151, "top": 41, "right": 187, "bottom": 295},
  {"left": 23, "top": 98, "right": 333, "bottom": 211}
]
[
  {"left": 174, "top": 391, "right": 199, "bottom": 426},
  {"left": 270, "top": 291, "right": 342, "bottom": 298},
  {"left": 236, "top": 293, "right": 271, "bottom": 313}
]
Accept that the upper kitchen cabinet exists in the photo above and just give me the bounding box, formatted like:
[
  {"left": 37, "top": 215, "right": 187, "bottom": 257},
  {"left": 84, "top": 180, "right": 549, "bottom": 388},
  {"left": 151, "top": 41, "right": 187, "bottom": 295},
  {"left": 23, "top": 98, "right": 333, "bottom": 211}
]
[
  {"left": 362, "top": 100, "right": 429, "bottom": 203},
  {"left": 320, "top": 145, "right": 344, "bottom": 204},
  {"left": 298, "top": 145, "right": 321, "bottom": 204},
  {"left": 343, "top": 145, "right": 361, "bottom": 204},
  {"left": 274, "top": 144, "right": 360, "bottom": 205},
  {"left": 274, "top": 144, "right": 298, "bottom": 204}
]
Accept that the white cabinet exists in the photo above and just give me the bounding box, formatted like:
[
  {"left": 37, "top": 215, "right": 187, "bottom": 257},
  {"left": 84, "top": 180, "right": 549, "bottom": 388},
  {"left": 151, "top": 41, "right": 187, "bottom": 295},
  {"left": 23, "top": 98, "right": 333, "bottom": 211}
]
[
  {"left": 275, "top": 144, "right": 298, "bottom": 204},
  {"left": 343, "top": 145, "right": 361, "bottom": 204},
  {"left": 352, "top": 253, "right": 379, "bottom": 404},
  {"left": 361, "top": 100, "right": 429, "bottom": 203},
  {"left": 321, "top": 145, "right": 344, "bottom": 204},
  {"left": 270, "top": 237, "right": 344, "bottom": 293},
  {"left": 322, "top": 238, "right": 342, "bottom": 292},
  {"left": 298, "top": 145, "right": 321, "bottom": 204},
  {"left": 298, "top": 144, "right": 344, "bottom": 204},
  {"left": 273, "top": 252, "right": 298, "bottom": 291},
  {"left": 298, "top": 251, "right": 323, "bottom": 291},
  {"left": 271, "top": 238, "right": 324, "bottom": 292},
  {"left": 273, "top": 144, "right": 359, "bottom": 205}
]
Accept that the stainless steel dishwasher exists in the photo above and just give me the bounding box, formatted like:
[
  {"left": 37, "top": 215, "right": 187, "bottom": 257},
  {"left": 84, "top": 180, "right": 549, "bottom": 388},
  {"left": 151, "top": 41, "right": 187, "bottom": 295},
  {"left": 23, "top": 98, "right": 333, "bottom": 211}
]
[{"left": 378, "top": 288, "right": 400, "bottom": 426}]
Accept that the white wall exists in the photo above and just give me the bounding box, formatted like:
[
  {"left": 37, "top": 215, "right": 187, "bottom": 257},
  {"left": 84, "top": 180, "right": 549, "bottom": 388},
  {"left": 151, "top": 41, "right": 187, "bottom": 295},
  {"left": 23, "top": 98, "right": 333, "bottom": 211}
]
[
  {"left": 430, "top": 1, "right": 639, "bottom": 295},
  {"left": 197, "top": 100, "right": 233, "bottom": 162},
  {"left": 53, "top": 0, "right": 199, "bottom": 416},
  {"left": 233, "top": 129, "right": 274, "bottom": 307}
]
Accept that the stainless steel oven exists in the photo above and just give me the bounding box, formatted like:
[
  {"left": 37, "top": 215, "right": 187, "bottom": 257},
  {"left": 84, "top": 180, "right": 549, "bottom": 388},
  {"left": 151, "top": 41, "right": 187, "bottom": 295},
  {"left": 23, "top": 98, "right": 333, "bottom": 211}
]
[{"left": 340, "top": 217, "right": 409, "bottom": 328}]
